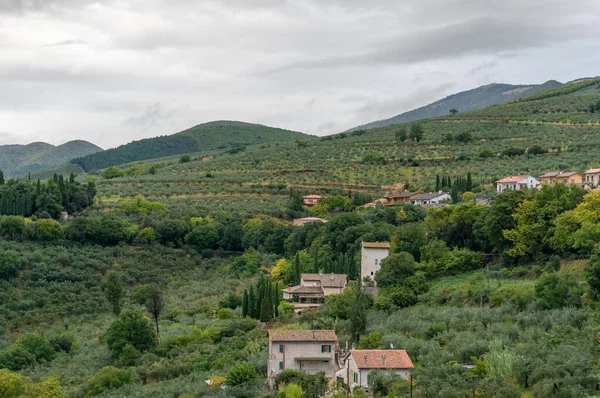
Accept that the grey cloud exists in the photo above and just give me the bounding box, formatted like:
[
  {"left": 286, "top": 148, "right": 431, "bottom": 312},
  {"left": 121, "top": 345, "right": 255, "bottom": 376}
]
[
  {"left": 263, "top": 17, "right": 596, "bottom": 74},
  {"left": 41, "top": 39, "right": 88, "bottom": 47}
]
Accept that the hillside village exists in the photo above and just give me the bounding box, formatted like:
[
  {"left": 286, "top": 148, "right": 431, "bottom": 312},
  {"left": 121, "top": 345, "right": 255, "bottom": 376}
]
[{"left": 2, "top": 79, "right": 600, "bottom": 398}]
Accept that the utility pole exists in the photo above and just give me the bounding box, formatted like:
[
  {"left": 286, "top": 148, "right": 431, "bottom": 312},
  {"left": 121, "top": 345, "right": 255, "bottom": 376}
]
[{"left": 410, "top": 374, "right": 413, "bottom": 398}]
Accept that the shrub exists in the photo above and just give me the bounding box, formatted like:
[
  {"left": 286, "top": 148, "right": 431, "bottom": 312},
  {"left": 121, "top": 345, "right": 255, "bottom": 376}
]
[
  {"left": 217, "top": 308, "right": 234, "bottom": 320},
  {"left": 104, "top": 311, "right": 156, "bottom": 358},
  {"left": 85, "top": 366, "right": 133, "bottom": 397},
  {"left": 101, "top": 167, "right": 125, "bottom": 179},
  {"left": 226, "top": 362, "right": 258, "bottom": 386}
]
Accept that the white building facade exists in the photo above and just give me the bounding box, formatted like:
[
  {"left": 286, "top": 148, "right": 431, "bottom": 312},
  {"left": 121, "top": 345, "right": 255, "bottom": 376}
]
[
  {"left": 360, "top": 242, "right": 390, "bottom": 284},
  {"left": 496, "top": 175, "right": 540, "bottom": 193}
]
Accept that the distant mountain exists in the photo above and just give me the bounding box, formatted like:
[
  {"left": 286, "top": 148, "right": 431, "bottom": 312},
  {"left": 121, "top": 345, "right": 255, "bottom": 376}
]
[
  {"left": 0, "top": 140, "right": 103, "bottom": 177},
  {"left": 346, "top": 80, "right": 564, "bottom": 131},
  {"left": 72, "top": 120, "right": 313, "bottom": 171}
]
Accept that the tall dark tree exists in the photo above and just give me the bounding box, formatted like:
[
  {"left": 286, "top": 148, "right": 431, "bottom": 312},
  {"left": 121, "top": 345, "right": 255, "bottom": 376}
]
[
  {"left": 249, "top": 285, "right": 257, "bottom": 318},
  {"left": 242, "top": 289, "right": 249, "bottom": 317},
  {"left": 466, "top": 171, "right": 473, "bottom": 191},
  {"left": 105, "top": 272, "right": 124, "bottom": 316},
  {"left": 294, "top": 253, "right": 301, "bottom": 285},
  {"left": 145, "top": 285, "right": 165, "bottom": 346},
  {"left": 435, "top": 175, "right": 440, "bottom": 191},
  {"left": 349, "top": 288, "right": 369, "bottom": 343}
]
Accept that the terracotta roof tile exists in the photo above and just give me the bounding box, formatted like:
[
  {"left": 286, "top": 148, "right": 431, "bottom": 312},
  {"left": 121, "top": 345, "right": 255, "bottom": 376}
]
[
  {"left": 301, "top": 273, "right": 347, "bottom": 288},
  {"left": 351, "top": 350, "right": 414, "bottom": 369},
  {"left": 282, "top": 285, "right": 324, "bottom": 294},
  {"left": 268, "top": 330, "right": 337, "bottom": 342},
  {"left": 496, "top": 175, "right": 531, "bottom": 183},
  {"left": 585, "top": 168, "right": 600, "bottom": 174}
]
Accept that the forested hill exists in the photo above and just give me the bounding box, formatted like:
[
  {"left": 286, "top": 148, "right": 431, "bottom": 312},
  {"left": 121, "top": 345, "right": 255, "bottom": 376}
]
[
  {"left": 346, "top": 79, "right": 563, "bottom": 132},
  {"left": 0, "top": 140, "right": 102, "bottom": 177},
  {"left": 71, "top": 120, "right": 312, "bottom": 171}
]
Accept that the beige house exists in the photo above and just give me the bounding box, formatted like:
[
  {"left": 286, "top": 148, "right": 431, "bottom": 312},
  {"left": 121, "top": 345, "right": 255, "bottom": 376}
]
[
  {"left": 338, "top": 350, "right": 414, "bottom": 390},
  {"left": 267, "top": 330, "right": 342, "bottom": 388},
  {"left": 584, "top": 169, "right": 600, "bottom": 186},
  {"left": 383, "top": 191, "right": 421, "bottom": 206},
  {"left": 540, "top": 171, "right": 583, "bottom": 185},
  {"left": 303, "top": 195, "right": 322, "bottom": 207},
  {"left": 360, "top": 242, "right": 390, "bottom": 284},
  {"left": 282, "top": 273, "right": 347, "bottom": 310},
  {"left": 293, "top": 217, "right": 328, "bottom": 226}
]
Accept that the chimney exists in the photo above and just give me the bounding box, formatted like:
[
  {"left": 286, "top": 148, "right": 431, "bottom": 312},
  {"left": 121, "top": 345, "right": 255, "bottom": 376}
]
[
  {"left": 363, "top": 355, "right": 368, "bottom": 365},
  {"left": 382, "top": 355, "right": 386, "bottom": 366},
  {"left": 312, "top": 331, "right": 316, "bottom": 339}
]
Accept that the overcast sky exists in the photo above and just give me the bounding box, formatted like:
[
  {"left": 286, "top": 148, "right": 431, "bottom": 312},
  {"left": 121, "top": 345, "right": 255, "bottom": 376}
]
[{"left": 0, "top": 0, "right": 598, "bottom": 148}]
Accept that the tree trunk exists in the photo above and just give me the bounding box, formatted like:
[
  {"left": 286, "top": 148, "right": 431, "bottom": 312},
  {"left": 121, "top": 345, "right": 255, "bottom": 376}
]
[{"left": 155, "top": 318, "right": 161, "bottom": 345}]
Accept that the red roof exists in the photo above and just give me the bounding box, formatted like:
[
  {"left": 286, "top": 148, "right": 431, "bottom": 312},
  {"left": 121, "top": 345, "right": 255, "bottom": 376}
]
[
  {"left": 351, "top": 350, "right": 414, "bottom": 369},
  {"left": 496, "top": 175, "right": 530, "bottom": 183}
]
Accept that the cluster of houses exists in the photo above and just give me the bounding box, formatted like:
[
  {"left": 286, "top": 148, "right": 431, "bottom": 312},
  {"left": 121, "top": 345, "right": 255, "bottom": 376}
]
[
  {"left": 271, "top": 242, "right": 408, "bottom": 391},
  {"left": 267, "top": 329, "right": 413, "bottom": 391},
  {"left": 496, "top": 169, "right": 600, "bottom": 193},
  {"left": 363, "top": 191, "right": 451, "bottom": 209}
]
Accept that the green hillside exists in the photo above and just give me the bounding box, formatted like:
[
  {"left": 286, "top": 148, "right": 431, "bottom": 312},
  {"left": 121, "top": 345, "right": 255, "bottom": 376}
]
[
  {"left": 0, "top": 140, "right": 102, "bottom": 177},
  {"left": 71, "top": 120, "right": 313, "bottom": 171},
  {"left": 3, "top": 77, "right": 600, "bottom": 398},
  {"left": 347, "top": 80, "right": 564, "bottom": 131}
]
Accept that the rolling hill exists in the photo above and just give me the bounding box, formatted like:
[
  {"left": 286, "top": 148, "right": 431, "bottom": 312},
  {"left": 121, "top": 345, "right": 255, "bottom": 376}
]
[
  {"left": 0, "top": 140, "right": 102, "bottom": 177},
  {"left": 346, "top": 80, "right": 564, "bottom": 131},
  {"left": 71, "top": 120, "right": 313, "bottom": 171}
]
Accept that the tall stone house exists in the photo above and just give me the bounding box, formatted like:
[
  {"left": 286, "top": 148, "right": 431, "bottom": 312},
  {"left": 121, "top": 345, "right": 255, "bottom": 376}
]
[{"left": 360, "top": 242, "right": 390, "bottom": 284}]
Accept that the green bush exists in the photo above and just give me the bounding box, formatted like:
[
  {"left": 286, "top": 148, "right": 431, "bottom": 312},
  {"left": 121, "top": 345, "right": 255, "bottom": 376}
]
[
  {"left": 226, "top": 362, "right": 258, "bottom": 386},
  {"left": 85, "top": 366, "right": 133, "bottom": 397}
]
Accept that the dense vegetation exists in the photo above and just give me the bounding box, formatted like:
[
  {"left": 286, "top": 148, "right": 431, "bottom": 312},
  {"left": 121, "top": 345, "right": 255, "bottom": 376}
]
[
  {"left": 2, "top": 78, "right": 600, "bottom": 397},
  {"left": 0, "top": 140, "right": 101, "bottom": 177},
  {"left": 72, "top": 121, "right": 312, "bottom": 171}
]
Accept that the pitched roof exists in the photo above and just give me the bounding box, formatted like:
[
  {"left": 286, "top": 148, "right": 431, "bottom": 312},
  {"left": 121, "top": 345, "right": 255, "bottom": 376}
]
[
  {"left": 303, "top": 195, "right": 322, "bottom": 199},
  {"left": 386, "top": 191, "right": 421, "bottom": 199},
  {"left": 541, "top": 171, "right": 580, "bottom": 178},
  {"left": 282, "top": 285, "right": 324, "bottom": 295},
  {"left": 361, "top": 242, "right": 391, "bottom": 249},
  {"left": 585, "top": 168, "right": 600, "bottom": 174},
  {"left": 301, "top": 273, "right": 347, "bottom": 288},
  {"left": 351, "top": 350, "right": 414, "bottom": 369},
  {"left": 496, "top": 175, "right": 531, "bottom": 183},
  {"left": 293, "top": 217, "right": 328, "bottom": 225},
  {"left": 540, "top": 172, "right": 560, "bottom": 178},
  {"left": 268, "top": 330, "right": 337, "bottom": 342},
  {"left": 412, "top": 192, "right": 449, "bottom": 200}
]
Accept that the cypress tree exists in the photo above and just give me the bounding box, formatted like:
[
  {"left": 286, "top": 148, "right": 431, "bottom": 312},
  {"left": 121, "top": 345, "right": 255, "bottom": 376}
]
[
  {"left": 249, "top": 285, "right": 257, "bottom": 319},
  {"left": 451, "top": 185, "right": 459, "bottom": 203},
  {"left": 313, "top": 246, "right": 319, "bottom": 273},
  {"left": 242, "top": 289, "right": 249, "bottom": 317},
  {"left": 467, "top": 171, "right": 473, "bottom": 191},
  {"left": 273, "top": 281, "right": 280, "bottom": 317},
  {"left": 69, "top": 173, "right": 76, "bottom": 184},
  {"left": 435, "top": 175, "right": 440, "bottom": 191},
  {"left": 294, "top": 253, "right": 301, "bottom": 285},
  {"left": 447, "top": 177, "right": 452, "bottom": 188},
  {"left": 0, "top": 170, "right": 4, "bottom": 185}
]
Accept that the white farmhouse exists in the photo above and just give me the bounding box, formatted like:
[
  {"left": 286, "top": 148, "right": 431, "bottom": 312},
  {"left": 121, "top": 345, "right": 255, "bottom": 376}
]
[
  {"left": 496, "top": 175, "right": 540, "bottom": 193},
  {"left": 410, "top": 191, "right": 451, "bottom": 206},
  {"left": 360, "top": 242, "right": 390, "bottom": 284},
  {"left": 338, "top": 350, "right": 414, "bottom": 390}
]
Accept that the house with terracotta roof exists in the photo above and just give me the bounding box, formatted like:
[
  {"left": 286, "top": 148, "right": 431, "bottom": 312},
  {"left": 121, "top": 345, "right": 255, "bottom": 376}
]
[
  {"left": 282, "top": 273, "right": 348, "bottom": 309},
  {"left": 410, "top": 191, "right": 451, "bottom": 206},
  {"left": 267, "top": 330, "right": 342, "bottom": 388},
  {"left": 362, "top": 198, "right": 390, "bottom": 208},
  {"left": 360, "top": 242, "right": 390, "bottom": 284},
  {"left": 293, "top": 217, "right": 328, "bottom": 226},
  {"left": 339, "top": 349, "right": 414, "bottom": 389},
  {"left": 540, "top": 171, "right": 583, "bottom": 185},
  {"left": 383, "top": 191, "right": 421, "bottom": 206},
  {"left": 496, "top": 175, "right": 540, "bottom": 193},
  {"left": 303, "top": 195, "right": 322, "bottom": 207},
  {"left": 584, "top": 169, "right": 600, "bottom": 186}
]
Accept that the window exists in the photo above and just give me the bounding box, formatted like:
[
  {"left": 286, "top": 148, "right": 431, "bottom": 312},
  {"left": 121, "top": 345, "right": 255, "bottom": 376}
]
[
  {"left": 371, "top": 271, "right": 374, "bottom": 276},
  {"left": 354, "top": 372, "right": 358, "bottom": 383},
  {"left": 279, "top": 344, "right": 285, "bottom": 353},
  {"left": 374, "top": 259, "right": 378, "bottom": 265},
  {"left": 279, "top": 361, "right": 284, "bottom": 370},
  {"left": 321, "top": 344, "right": 331, "bottom": 353}
]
